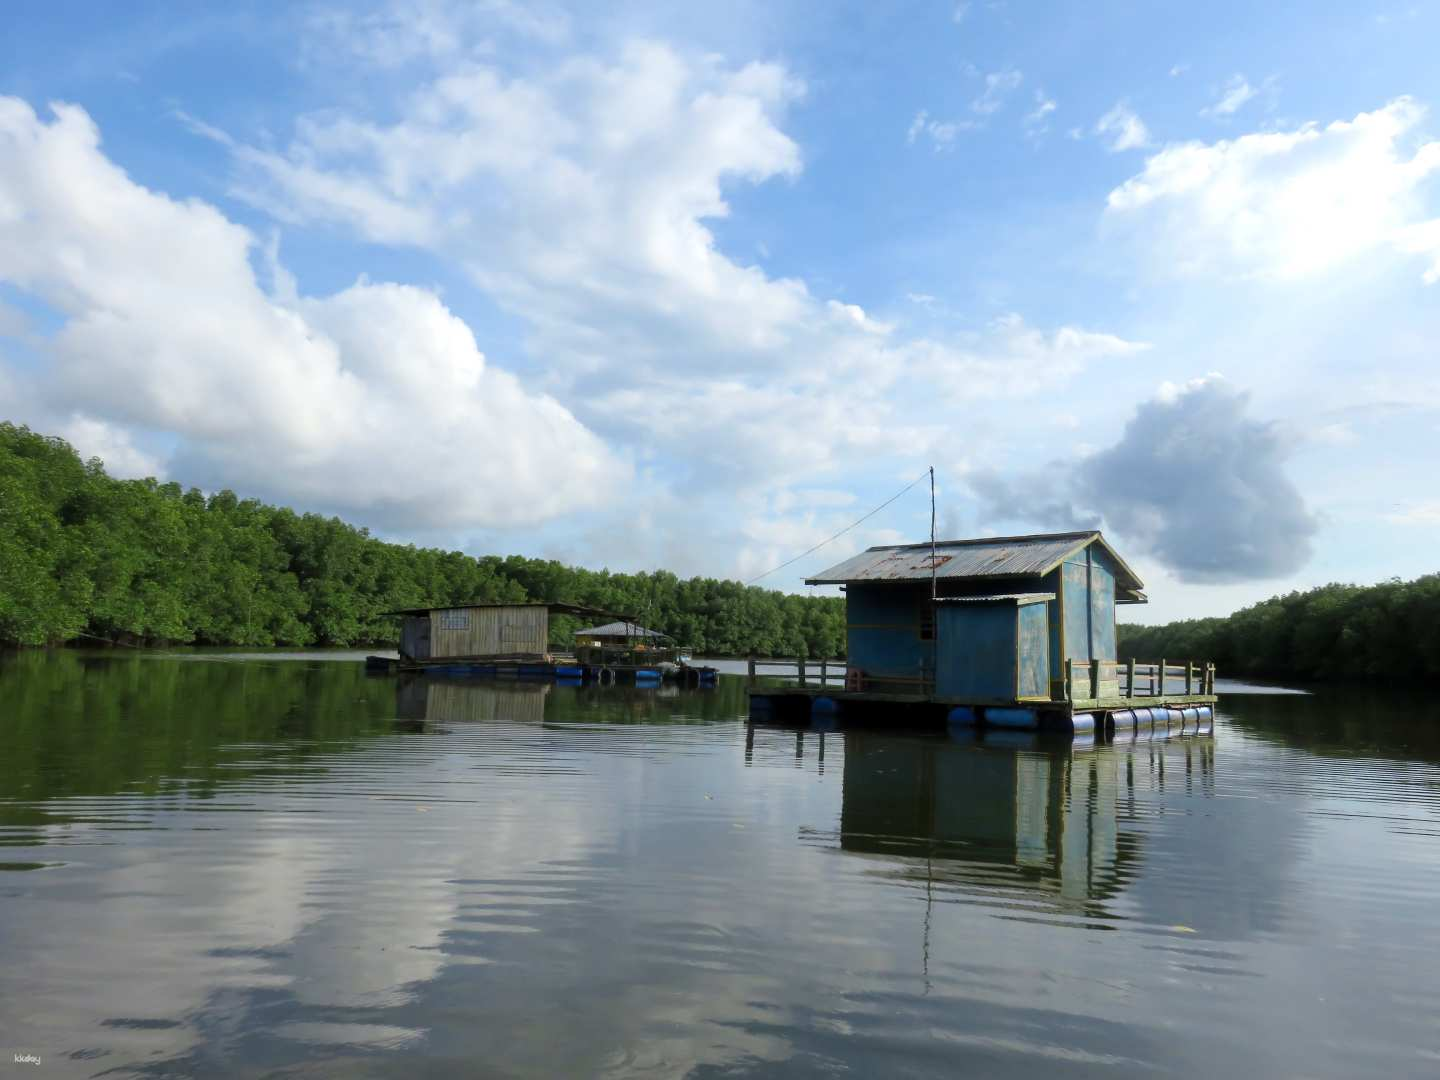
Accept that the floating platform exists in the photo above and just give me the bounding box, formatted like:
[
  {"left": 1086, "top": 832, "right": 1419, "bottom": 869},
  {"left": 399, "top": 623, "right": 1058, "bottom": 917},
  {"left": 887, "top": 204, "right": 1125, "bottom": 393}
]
[
  {"left": 367, "top": 655, "right": 717, "bottom": 688},
  {"left": 746, "top": 684, "right": 1216, "bottom": 736}
]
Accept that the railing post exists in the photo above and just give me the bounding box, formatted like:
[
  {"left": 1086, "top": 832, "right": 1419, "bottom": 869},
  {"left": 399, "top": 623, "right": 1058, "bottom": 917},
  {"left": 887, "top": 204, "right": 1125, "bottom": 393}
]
[
  {"left": 1064, "top": 658, "right": 1074, "bottom": 702},
  {"left": 1126, "top": 658, "right": 1136, "bottom": 699},
  {"left": 797, "top": 656, "right": 806, "bottom": 686},
  {"left": 747, "top": 655, "right": 756, "bottom": 683},
  {"left": 1090, "top": 661, "right": 1100, "bottom": 701},
  {"left": 1158, "top": 658, "right": 1166, "bottom": 698},
  {"left": 820, "top": 658, "right": 828, "bottom": 685},
  {"left": 1186, "top": 661, "right": 1194, "bottom": 695}
]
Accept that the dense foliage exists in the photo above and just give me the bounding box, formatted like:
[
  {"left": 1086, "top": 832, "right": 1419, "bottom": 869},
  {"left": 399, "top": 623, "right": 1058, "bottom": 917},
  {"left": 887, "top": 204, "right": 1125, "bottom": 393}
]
[
  {"left": 0, "top": 424, "right": 845, "bottom": 656},
  {"left": 1118, "top": 576, "right": 1440, "bottom": 683}
]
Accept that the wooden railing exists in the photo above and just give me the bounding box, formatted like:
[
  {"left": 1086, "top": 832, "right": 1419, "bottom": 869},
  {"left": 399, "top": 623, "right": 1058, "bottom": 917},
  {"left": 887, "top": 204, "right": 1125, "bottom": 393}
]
[
  {"left": 749, "top": 655, "right": 1216, "bottom": 701},
  {"left": 1065, "top": 658, "right": 1216, "bottom": 701},
  {"left": 747, "top": 656, "right": 848, "bottom": 686}
]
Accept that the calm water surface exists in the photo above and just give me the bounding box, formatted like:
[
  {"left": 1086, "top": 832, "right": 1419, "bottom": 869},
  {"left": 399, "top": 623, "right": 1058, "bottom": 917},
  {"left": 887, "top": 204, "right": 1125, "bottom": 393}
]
[{"left": 2, "top": 650, "right": 1440, "bottom": 1078}]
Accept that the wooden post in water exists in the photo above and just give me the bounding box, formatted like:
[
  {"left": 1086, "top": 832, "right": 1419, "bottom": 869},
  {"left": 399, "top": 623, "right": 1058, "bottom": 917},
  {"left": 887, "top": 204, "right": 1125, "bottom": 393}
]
[
  {"left": 1126, "top": 658, "right": 1136, "bottom": 698},
  {"left": 1064, "top": 658, "right": 1074, "bottom": 702},
  {"left": 1158, "top": 658, "right": 1166, "bottom": 697}
]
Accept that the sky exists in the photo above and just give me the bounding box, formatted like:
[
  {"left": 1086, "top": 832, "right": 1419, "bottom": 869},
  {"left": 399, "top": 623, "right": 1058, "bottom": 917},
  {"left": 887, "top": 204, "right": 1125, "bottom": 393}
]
[{"left": 1, "top": 0, "right": 1438, "bottom": 623}]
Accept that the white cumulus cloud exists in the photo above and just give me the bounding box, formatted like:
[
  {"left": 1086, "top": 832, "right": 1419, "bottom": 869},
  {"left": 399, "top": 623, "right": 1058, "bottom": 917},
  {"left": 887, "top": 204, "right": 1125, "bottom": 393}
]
[
  {"left": 0, "top": 97, "right": 620, "bottom": 529},
  {"left": 1105, "top": 97, "right": 1440, "bottom": 282}
]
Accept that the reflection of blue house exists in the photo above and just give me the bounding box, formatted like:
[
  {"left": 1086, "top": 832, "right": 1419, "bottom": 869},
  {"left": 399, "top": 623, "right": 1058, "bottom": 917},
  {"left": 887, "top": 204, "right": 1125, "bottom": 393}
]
[{"left": 806, "top": 531, "right": 1146, "bottom": 701}]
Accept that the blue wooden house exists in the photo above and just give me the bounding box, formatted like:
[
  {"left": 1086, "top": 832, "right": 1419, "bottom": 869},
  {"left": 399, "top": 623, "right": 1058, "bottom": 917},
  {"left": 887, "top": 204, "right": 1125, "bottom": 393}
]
[{"left": 805, "top": 531, "right": 1146, "bottom": 703}]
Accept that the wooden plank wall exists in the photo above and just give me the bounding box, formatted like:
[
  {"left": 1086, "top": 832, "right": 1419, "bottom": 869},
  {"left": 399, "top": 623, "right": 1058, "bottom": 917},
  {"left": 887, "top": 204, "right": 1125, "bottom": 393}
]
[{"left": 429, "top": 605, "right": 549, "bottom": 658}]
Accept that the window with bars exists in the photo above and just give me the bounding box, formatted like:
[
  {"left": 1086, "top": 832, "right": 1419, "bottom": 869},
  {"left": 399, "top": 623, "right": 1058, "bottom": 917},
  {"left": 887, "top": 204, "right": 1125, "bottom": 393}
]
[{"left": 437, "top": 611, "right": 470, "bottom": 631}]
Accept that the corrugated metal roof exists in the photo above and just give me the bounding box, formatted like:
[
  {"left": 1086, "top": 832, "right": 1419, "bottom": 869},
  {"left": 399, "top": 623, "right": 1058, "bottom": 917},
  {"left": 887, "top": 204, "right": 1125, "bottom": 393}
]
[
  {"left": 573, "top": 622, "right": 667, "bottom": 638},
  {"left": 805, "top": 531, "right": 1145, "bottom": 593},
  {"left": 381, "top": 602, "right": 635, "bottom": 620}
]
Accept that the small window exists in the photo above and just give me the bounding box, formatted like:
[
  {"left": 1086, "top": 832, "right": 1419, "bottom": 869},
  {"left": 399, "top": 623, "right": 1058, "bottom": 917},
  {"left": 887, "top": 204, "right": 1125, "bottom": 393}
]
[{"left": 437, "top": 611, "right": 471, "bottom": 631}]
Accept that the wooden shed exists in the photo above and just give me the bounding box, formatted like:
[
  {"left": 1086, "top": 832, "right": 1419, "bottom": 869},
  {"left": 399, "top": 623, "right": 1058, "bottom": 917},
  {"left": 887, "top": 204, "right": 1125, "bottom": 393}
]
[
  {"left": 805, "top": 531, "right": 1146, "bottom": 700},
  {"left": 388, "top": 602, "right": 625, "bottom": 664}
]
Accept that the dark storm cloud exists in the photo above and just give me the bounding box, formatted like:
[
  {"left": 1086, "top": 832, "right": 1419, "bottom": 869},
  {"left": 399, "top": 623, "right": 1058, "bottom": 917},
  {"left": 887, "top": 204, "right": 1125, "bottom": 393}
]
[{"left": 972, "top": 378, "right": 1318, "bottom": 584}]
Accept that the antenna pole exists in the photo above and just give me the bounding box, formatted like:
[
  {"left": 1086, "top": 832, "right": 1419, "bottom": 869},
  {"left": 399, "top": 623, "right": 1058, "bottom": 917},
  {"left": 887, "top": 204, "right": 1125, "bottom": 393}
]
[{"left": 929, "top": 466, "right": 937, "bottom": 602}]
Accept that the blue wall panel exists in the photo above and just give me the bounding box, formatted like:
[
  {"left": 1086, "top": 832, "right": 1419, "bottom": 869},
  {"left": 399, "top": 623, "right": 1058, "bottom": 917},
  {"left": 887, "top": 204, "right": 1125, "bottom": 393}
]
[
  {"left": 1088, "top": 550, "right": 1117, "bottom": 661},
  {"left": 1017, "top": 602, "right": 1049, "bottom": 698},
  {"left": 936, "top": 604, "right": 1016, "bottom": 699},
  {"left": 1044, "top": 567, "right": 1064, "bottom": 695},
  {"left": 847, "top": 585, "right": 932, "bottom": 680},
  {"left": 1062, "top": 560, "right": 1091, "bottom": 663}
]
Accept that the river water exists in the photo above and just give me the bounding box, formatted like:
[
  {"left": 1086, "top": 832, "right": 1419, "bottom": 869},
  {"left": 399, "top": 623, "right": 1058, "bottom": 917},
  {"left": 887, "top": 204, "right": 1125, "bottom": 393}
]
[{"left": 2, "top": 649, "right": 1439, "bottom": 1078}]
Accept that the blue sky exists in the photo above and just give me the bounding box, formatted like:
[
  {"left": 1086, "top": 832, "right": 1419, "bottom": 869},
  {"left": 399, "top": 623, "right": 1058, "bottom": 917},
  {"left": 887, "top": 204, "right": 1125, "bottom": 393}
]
[{"left": 2, "top": 0, "right": 1438, "bottom": 621}]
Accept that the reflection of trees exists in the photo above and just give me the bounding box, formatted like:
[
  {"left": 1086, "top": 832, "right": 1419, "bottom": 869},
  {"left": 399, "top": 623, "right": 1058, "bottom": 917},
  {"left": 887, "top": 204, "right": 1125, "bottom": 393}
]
[
  {"left": 0, "top": 649, "right": 401, "bottom": 815},
  {"left": 1221, "top": 687, "right": 1440, "bottom": 764}
]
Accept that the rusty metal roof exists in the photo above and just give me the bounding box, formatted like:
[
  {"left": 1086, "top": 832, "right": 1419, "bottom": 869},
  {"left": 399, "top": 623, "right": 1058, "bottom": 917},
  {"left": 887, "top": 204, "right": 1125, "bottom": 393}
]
[{"left": 805, "top": 531, "right": 1145, "bottom": 594}]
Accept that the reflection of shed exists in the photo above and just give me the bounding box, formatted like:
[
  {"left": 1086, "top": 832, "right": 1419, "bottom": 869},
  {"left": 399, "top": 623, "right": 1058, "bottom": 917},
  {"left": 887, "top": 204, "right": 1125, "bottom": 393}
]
[
  {"left": 397, "top": 677, "right": 549, "bottom": 724},
  {"left": 838, "top": 733, "right": 1136, "bottom": 904},
  {"left": 806, "top": 531, "right": 1145, "bottom": 700},
  {"left": 388, "top": 603, "right": 628, "bottom": 663}
]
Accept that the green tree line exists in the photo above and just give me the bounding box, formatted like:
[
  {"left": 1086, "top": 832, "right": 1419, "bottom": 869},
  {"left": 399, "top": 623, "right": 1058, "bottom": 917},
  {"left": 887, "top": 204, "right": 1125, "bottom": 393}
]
[
  {"left": 0, "top": 424, "right": 845, "bottom": 656},
  {"left": 1118, "top": 576, "right": 1440, "bottom": 683}
]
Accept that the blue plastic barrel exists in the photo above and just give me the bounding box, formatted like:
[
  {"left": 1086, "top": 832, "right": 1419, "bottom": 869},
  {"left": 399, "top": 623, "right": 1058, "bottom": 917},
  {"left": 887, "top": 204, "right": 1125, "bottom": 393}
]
[
  {"left": 984, "top": 707, "right": 1039, "bottom": 730},
  {"left": 1111, "top": 709, "right": 1137, "bottom": 729},
  {"left": 1071, "top": 712, "right": 1097, "bottom": 734},
  {"left": 947, "top": 705, "right": 978, "bottom": 727},
  {"left": 811, "top": 696, "right": 838, "bottom": 714}
]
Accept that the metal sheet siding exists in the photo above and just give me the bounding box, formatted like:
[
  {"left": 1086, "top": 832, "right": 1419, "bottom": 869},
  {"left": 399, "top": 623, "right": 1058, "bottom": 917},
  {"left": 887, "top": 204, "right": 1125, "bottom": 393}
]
[
  {"left": 1088, "top": 550, "right": 1117, "bottom": 661},
  {"left": 430, "top": 605, "right": 548, "bottom": 658},
  {"left": 1062, "top": 561, "right": 1091, "bottom": 664},
  {"left": 935, "top": 603, "right": 1017, "bottom": 699},
  {"left": 846, "top": 585, "right": 932, "bottom": 682},
  {"left": 1017, "top": 601, "right": 1049, "bottom": 698}
]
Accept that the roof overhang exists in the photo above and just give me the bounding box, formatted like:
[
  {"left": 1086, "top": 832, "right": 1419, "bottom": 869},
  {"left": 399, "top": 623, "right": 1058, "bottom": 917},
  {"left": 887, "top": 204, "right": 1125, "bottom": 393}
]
[
  {"left": 381, "top": 602, "right": 638, "bottom": 620},
  {"left": 933, "top": 592, "right": 1056, "bottom": 605}
]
